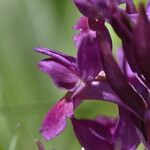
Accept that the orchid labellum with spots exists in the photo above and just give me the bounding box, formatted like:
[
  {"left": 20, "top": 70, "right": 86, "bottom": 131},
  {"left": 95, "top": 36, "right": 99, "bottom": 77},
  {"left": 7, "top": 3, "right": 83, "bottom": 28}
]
[{"left": 34, "top": 0, "right": 150, "bottom": 149}]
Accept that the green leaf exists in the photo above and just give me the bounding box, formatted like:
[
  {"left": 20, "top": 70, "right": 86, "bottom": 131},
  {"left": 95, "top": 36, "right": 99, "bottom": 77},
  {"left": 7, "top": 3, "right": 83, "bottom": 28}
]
[{"left": 8, "top": 134, "right": 18, "bottom": 150}]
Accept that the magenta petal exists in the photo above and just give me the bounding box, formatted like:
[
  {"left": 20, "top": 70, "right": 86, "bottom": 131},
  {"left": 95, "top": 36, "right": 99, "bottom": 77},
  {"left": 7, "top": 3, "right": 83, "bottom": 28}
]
[
  {"left": 73, "top": 16, "right": 90, "bottom": 48},
  {"left": 74, "top": 16, "right": 89, "bottom": 32},
  {"left": 38, "top": 59, "right": 79, "bottom": 90},
  {"left": 73, "top": 0, "right": 114, "bottom": 21},
  {"left": 71, "top": 117, "right": 114, "bottom": 150},
  {"left": 77, "top": 32, "right": 102, "bottom": 82},
  {"left": 34, "top": 47, "right": 76, "bottom": 71},
  {"left": 73, "top": 0, "right": 100, "bottom": 19},
  {"left": 133, "top": 6, "right": 150, "bottom": 84},
  {"left": 35, "top": 47, "right": 76, "bottom": 63},
  {"left": 40, "top": 97, "right": 73, "bottom": 140}
]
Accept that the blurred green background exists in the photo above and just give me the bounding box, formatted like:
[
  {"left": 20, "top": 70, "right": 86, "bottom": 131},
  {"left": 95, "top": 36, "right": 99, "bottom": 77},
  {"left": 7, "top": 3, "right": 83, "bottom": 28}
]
[{"left": 0, "top": 0, "right": 145, "bottom": 150}]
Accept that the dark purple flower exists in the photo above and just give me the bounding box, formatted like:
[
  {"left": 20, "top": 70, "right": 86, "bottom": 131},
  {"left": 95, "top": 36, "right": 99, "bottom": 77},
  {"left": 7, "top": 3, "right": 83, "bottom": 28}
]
[
  {"left": 73, "top": 0, "right": 136, "bottom": 21},
  {"left": 72, "top": 0, "right": 150, "bottom": 149},
  {"left": 34, "top": 0, "right": 150, "bottom": 149},
  {"left": 34, "top": 16, "right": 124, "bottom": 141}
]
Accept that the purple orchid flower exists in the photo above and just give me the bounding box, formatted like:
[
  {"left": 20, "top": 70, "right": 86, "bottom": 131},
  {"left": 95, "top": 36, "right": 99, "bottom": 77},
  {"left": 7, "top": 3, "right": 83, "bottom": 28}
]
[
  {"left": 34, "top": 16, "right": 126, "bottom": 141},
  {"left": 34, "top": 0, "right": 150, "bottom": 149},
  {"left": 73, "top": 0, "right": 150, "bottom": 149}
]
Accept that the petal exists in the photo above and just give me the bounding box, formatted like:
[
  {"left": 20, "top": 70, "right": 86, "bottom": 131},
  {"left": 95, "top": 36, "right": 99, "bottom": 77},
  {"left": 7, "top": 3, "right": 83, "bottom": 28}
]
[
  {"left": 77, "top": 32, "right": 102, "bottom": 82},
  {"left": 96, "top": 116, "right": 118, "bottom": 135},
  {"left": 73, "top": 0, "right": 136, "bottom": 21},
  {"left": 76, "top": 80, "right": 128, "bottom": 109},
  {"left": 133, "top": 5, "right": 150, "bottom": 84},
  {"left": 73, "top": 0, "right": 121, "bottom": 21},
  {"left": 74, "top": 79, "right": 145, "bottom": 117},
  {"left": 75, "top": 73, "right": 147, "bottom": 115},
  {"left": 117, "top": 48, "right": 150, "bottom": 105},
  {"left": 34, "top": 47, "right": 77, "bottom": 72},
  {"left": 71, "top": 117, "right": 114, "bottom": 150},
  {"left": 114, "top": 107, "right": 140, "bottom": 150},
  {"left": 40, "top": 96, "right": 73, "bottom": 140},
  {"left": 96, "top": 21, "right": 146, "bottom": 120},
  {"left": 73, "top": 0, "right": 100, "bottom": 19},
  {"left": 74, "top": 16, "right": 89, "bottom": 32},
  {"left": 113, "top": 10, "right": 150, "bottom": 88},
  {"left": 117, "top": 48, "right": 134, "bottom": 77},
  {"left": 111, "top": 10, "right": 145, "bottom": 76},
  {"left": 127, "top": 13, "right": 138, "bottom": 23},
  {"left": 147, "top": 0, "right": 150, "bottom": 14},
  {"left": 38, "top": 59, "right": 80, "bottom": 90},
  {"left": 73, "top": 16, "right": 90, "bottom": 48},
  {"left": 129, "top": 77, "right": 150, "bottom": 105}
]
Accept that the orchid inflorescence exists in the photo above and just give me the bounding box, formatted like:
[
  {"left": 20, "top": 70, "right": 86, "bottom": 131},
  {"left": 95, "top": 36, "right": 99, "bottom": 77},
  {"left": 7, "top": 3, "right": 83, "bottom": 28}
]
[{"left": 34, "top": 0, "right": 150, "bottom": 149}]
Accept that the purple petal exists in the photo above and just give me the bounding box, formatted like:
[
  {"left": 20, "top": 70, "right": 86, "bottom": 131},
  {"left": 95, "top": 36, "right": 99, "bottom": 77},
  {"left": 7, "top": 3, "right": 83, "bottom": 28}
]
[
  {"left": 117, "top": 48, "right": 134, "bottom": 77},
  {"left": 76, "top": 80, "right": 129, "bottom": 109},
  {"left": 147, "top": 0, "right": 150, "bottom": 14},
  {"left": 73, "top": 0, "right": 114, "bottom": 21},
  {"left": 129, "top": 77, "right": 150, "bottom": 105},
  {"left": 74, "top": 78, "right": 145, "bottom": 116},
  {"left": 96, "top": 116, "right": 118, "bottom": 135},
  {"left": 73, "top": 0, "right": 136, "bottom": 21},
  {"left": 117, "top": 48, "right": 150, "bottom": 104},
  {"left": 71, "top": 117, "right": 114, "bottom": 150},
  {"left": 34, "top": 47, "right": 77, "bottom": 72},
  {"left": 73, "top": 16, "right": 90, "bottom": 48},
  {"left": 133, "top": 5, "right": 150, "bottom": 84},
  {"left": 73, "top": 0, "right": 101, "bottom": 19},
  {"left": 77, "top": 32, "right": 102, "bottom": 82},
  {"left": 40, "top": 96, "right": 73, "bottom": 140},
  {"left": 74, "top": 16, "right": 89, "bottom": 32},
  {"left": 114, "top": 107, "right": 140, "bottom": 150},
  {"left": 96, "top": 21, "right": 146, "bottom": 120},
  {"left": 111, "top": 12, "right": 141, "bottom": 74},
  {"left": 38, "top": 59, "right": 79, "bottom": 90}
]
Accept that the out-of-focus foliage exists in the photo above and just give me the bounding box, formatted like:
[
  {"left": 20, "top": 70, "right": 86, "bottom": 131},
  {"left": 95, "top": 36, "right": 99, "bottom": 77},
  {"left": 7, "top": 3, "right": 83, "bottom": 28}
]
[
  {"left": 0, "top": 145, "right": 4, "bottom": 150},
  {"left": 0, "top": 0, "right": 144, "bottom": 150}
]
